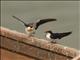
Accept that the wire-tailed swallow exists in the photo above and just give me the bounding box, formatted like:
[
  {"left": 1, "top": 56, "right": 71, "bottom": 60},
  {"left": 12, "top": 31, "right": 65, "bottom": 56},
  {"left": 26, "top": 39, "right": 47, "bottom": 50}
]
[
  {"left": 45, "top": 30, "right": 72, "bottom": 43},
  {"left": 12, "top": 16, "right": 56, "bottom": 36}
]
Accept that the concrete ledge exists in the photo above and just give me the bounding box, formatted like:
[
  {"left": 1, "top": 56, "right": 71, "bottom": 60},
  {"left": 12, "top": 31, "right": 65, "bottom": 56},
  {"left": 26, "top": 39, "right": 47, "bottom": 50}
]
[{"left": 0, "top": 27, "right": 79, "bottom": 60}]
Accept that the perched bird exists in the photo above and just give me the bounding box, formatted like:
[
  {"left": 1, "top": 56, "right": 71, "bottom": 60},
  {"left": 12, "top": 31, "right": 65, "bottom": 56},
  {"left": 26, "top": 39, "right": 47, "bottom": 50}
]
[
  {"left": 12, "top": 16, "right": 56, "bottom": 36},
  {"left": 45, "top": 30, "right": 72, "bottom": 43}
]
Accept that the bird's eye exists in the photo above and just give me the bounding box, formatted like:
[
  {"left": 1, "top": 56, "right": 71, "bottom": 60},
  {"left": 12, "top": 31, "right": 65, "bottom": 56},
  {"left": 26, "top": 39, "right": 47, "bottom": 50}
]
[{"left": 30, "top": 26, "right": 33, "bottom": 28}]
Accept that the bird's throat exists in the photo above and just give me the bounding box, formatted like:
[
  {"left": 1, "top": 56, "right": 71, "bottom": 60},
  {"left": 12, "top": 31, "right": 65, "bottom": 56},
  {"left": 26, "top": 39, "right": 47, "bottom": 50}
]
[
  {"left": 46, "top": 33, "right": 51, "bottom": 39},
  {"left": 27, "top": 29, "right": 33, "bottom": 32}
]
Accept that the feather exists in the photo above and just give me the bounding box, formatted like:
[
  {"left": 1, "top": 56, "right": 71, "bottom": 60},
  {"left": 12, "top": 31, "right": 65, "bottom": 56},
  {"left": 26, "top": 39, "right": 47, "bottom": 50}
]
[
  {"left": 51, "top": 32, "right": 72, "bottom": 39},
  {"left": 12, "top": 16, "right": 28, "bottom": 27},
  {"left": 35, "top": 18, "right": 56, "bottom": 29}
]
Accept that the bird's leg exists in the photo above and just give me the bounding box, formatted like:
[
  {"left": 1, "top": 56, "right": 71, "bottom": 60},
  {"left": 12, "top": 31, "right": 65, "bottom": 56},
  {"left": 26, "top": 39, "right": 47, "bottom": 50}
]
[
  {"left": 27, "top": 35, "right": 32, "bottom": 37},
  {"left": 50, "top": 40, "right": 57, "bottom": 44},
  {"left": 31, "top": 32, "right": 36, "bottom": 37},
  {"left": 27, "top": 31, "right": 35, "bottom": 37},
  {"left": 32, "top": 31, "right": 35, "bottom": 34},
  {"left": 27, "top": 34, "right": 34, "bottom": 37},
  {"left": 31, "top": 34, "right": 35, "bottom": 37}
]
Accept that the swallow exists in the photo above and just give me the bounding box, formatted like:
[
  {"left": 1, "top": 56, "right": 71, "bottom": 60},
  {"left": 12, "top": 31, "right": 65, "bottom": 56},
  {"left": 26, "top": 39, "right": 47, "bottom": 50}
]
[
  {"left": 12, "top": 16, "right": 56, "bottom": 36},
  {"left": 45, "top": 30, "right": 72, "bottom": 43}
]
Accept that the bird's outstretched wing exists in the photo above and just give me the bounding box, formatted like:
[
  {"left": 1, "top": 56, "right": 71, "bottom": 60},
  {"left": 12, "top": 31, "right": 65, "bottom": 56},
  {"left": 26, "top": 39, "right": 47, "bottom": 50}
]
[
  {"left": 35, "top": 18, "right": 56, "bottom": 29},
  {"left": 12, "top": 16, "right": 28, "bottom": 27}
]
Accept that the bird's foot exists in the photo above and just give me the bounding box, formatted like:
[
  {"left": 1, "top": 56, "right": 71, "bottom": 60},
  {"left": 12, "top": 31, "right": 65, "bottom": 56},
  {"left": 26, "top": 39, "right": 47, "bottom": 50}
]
[
  {"left": 50, "top": 41, "right": 57, "bottom": 44},
  {"left": 27, "top": 34, "right": 34, "bottom": 37}
]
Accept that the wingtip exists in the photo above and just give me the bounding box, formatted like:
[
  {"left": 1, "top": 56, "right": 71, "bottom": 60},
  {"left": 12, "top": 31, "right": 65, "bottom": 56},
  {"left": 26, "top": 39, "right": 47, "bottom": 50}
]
[
  {"left": 66, "top": 31, "right": 72, "bottom": 35},
  {"left": 69, "top": 31, "right": 72, "bottom": 34},
  {"left": 51, "top": 18, "right": 57, "bottom": 21},
  {"left": 55, "top": 19, "right": 57, "bottom": 21},
  {"left": 12, "top": 15, "right": 16, "bottom": 18},
  {"left": 53, "top": 19, "right": 57, "bottom": 21}
]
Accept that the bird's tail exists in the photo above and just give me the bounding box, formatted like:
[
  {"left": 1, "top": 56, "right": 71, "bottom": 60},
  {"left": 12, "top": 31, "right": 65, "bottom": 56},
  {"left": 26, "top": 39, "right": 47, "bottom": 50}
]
[
  {"left": 59, "top": 32, "right": 72, "bottom": 39},
  {"left": 12, "top": 16, "right": 28, "bottom": 26}
]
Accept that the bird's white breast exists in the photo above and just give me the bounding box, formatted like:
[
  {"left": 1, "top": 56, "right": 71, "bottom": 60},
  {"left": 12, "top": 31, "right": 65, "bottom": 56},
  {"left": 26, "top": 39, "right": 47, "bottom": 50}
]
[
  {"left": 25, "top": 27, "right": 35, "bottom": 34},
  {"left": 46, "top": 33, "right": 51, "bottom": 39}
]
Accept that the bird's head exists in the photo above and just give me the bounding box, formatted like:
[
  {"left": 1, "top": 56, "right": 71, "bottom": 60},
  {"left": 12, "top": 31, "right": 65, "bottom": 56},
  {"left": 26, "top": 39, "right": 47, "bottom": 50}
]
[
  {"left": 44, "top": 30, "right": 52, "bottom": 34},
  {"left": 27, "top": 23, "right": 34, "bottom": 28},
  {"left": 26, "top": 23, "right": 36, "bottom": 32}
]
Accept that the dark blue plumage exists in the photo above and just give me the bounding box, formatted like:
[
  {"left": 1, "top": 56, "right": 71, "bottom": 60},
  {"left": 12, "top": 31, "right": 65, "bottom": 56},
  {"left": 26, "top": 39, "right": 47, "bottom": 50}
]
[{"left": 45, "top": 30, "right": 72, "bottom": 39}]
